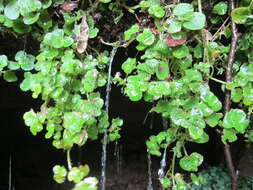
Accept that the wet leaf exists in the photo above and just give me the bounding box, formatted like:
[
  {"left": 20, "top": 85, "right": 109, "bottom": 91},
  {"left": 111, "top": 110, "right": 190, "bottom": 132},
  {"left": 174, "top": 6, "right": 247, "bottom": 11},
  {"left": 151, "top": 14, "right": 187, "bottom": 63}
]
[
  {"left": 223, "top": 109, "right": 249, "bottom": 133},
  {"left": 148, "top": 5, "right": 165, "bottom": 18},
  {"left": 172, "top": 45, "right": 189, "bottom": 58},
  {"left": 206, "top": 113, "right": 223, "bottom": 127},
  {"left": 213, "top": 2, "right": 228, "bottom": 15},
  {"left": 0, "top": 55, "right": 8, "bottom": 70},
  {"left": 179, "top": 152, "right": 203, "bottom": 172},
  {"left": 122, "top": 57, "right": 136, "bottom": 74},
  {"left": 167, "top": 19, "right": 182, "bottom": 33},
  {"left": 4, "top": 0, "right": 19, "bottom": 20},
  {"left": 124, "top": 24, "right": 139, "bottom": 41},
  {"left": 3, "top": 71, "right": 17, "bottom": 82},
  {"left": 222, "top": 129, "right": 238, "bottom": 144},
  {"left": 156, "top": 61, "right": 169, "bottom": 80},
  {"left": 53, "top": 165, "right": 67, "bottom": 184},
  {"left": 231, "top": 7, "right": 252, "bottom": 24},
  {"left": 173, "top": 3, "right": 194, "bottom": 17},
  {"left": 136, "top": 29, "right": 155, "bottom": 46},
  {"left": 183, "top": 12, "right": 206, "bottom": 30}
]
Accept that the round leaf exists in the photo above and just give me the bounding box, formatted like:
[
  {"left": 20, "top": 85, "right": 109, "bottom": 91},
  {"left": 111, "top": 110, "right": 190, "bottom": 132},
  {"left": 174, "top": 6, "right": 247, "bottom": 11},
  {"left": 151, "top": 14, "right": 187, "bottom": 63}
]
[
  {"left": 179, "top": 152, "right": 203, "bottom": 171},
  {"left": 183, "top": 12, "right": 206, "bottom": 30},
  {"left": 4, "top": 0, "right": 19, "bottom": 20}
]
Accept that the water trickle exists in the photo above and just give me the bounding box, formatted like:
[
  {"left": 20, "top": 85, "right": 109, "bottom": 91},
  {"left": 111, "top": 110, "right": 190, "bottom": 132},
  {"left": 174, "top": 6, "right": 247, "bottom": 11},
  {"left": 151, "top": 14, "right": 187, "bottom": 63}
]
[
  {"left": 114, "top": 141, "right": 122, "bottom": 175},
  {"left": 158, "top": 147, "right": 167, "bottom": 179},
  {"left": 101, "top": 47, "right": 118, "bottom": 190},
  {"left": 77, "top": 146, "right": 82, "bottom": 166},
  {"left": 9, "top": 153, "right": 12, "bottom": 190},
  {"left": 147, "top": 149, "right": 154, "bottom": 190}
]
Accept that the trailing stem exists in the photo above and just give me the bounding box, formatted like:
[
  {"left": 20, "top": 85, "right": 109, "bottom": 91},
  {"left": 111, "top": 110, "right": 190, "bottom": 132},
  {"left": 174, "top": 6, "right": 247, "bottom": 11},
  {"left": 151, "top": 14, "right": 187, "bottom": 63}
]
[
  {"left": 224, "top": 0, "right": 239, "bottom": 190},
  {"left": 100, "top": 47, "right": 118, "bottom": 190}
]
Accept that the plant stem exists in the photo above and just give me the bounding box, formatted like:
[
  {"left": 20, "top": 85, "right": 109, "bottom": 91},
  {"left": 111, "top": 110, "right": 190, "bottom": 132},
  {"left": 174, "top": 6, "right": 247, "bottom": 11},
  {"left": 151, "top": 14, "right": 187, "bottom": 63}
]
[
  {"left": 209, "top": 77, "right": 228, "bottom": 85},
  {"left": 224, "top": 0, "right": 239, "bottom": 190},
  {"left": 67, "top": 149, "right": 72, "bottom": 170},
  {"left": 171, "top": 152, "right": 176, "bottom": 186}
]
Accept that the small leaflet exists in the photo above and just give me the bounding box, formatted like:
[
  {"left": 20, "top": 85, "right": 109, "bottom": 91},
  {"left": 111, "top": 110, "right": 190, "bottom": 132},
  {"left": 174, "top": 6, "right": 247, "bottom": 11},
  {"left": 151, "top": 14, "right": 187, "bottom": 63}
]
[{"left": 77, "top": 16, "right": 89, "bottom": 54}]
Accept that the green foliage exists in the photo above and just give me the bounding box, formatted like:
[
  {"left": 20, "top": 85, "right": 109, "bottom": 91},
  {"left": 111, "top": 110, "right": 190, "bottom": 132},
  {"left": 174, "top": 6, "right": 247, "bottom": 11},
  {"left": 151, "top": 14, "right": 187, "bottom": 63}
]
[
  {"left": 0, "top": 0, "right": 253, "bottom": 189},
  {"left": 190, "top": 166, "right": 253, "bottom": 190}
]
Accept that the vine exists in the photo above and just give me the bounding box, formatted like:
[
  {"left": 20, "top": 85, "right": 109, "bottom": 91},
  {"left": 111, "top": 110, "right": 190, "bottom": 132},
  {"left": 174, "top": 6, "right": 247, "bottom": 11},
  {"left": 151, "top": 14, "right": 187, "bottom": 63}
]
[{"left": 0, "top": 0, "right": 253, "bottom": 190}]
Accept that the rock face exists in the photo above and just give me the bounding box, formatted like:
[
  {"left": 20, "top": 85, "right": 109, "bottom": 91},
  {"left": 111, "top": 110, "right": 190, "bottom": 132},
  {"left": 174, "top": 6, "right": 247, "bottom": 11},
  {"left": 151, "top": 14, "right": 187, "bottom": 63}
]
[{"left": 238, "top": 146, "right": 253, "bottom": 177}]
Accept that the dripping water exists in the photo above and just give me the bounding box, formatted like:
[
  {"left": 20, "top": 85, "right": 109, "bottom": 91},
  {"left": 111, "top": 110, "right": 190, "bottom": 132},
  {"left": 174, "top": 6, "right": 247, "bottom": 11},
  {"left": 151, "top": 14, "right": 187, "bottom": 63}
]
[
  {"left": 77, "top": 146, "right": 82, "bottom": 166},
  {"left": 147, "top": 149, "right": 153, "bottom": 190},
  {"left": 146, "top": 111, "right": 154, "bottom": 190},
  {"left": 114, "top": 141, "right": 122, "bottom": 175},
  {"left": 8, "top": 153, "right": 12, "bottom": 190},
  {"left": 158, "top": 147, "right": 167, "bottom": 179},
  {"left": 100, "top": 47, "right": 118, "bottom": 190},
  {"left": 158, "top": 118, "right": 168, "bottom": 189}
]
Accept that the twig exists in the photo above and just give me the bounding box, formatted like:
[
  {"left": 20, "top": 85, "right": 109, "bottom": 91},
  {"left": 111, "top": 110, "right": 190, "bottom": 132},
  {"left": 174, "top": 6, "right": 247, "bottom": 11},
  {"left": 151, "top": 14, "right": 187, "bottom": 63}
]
[
  {"left": 100, "top": 47, "right": 118, "bottom": 190},
  {"left": 209, "top": 77, "right": 228, "bottom": 85},
  {"left": 211, "top": 17, "right": 230, "bottom": 41},
  {"left": 67, "top": 149, "right": 72, "bottom": 170},
  {"left": 223, "top": 1, "right": 239, "bottom": 190}
]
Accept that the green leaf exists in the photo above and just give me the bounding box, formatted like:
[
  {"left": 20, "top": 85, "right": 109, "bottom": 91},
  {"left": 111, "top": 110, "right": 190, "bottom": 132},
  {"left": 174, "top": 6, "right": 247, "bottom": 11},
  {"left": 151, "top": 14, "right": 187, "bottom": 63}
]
[
  {"left": 89, "top": 28, "right": 99, "bottom": 38},
  {"left": 63, "top": 112, "right": 85, "bottom": 134},
  {"left": 173, "top": 3, "right": 194, "bottom": 17},
  {"left": 68, "top": 167, "right": 86, "bottom": 183},
  {"left": 44, "top": 29, "right": 73, "bottom": 48},
  {"left": 193, "top": 43, "right": 203, "bottom": 58},
  {"left": 223, "top": 109, "right": 249, "bottom": 133},
  {"left": 125, "top": 87, "right": 143, "bottom": 101},
  {"left": 201, "top": 91, "right": 222, "bottom": 112},
  {"left": 121, "top": 58, "right": 136, "bottom": 74},
  {"left": 206, "top": 113, "right": 223, "bottom": 127},
  {"left": 179, "top": 152, "right": 203, "bottom": 172},
  {"left": 192, "top": 132, "right": 209, "bottom": 144},
  {"left": 167, "top": 19, "right": 182, "bottom": 33},
  {"left": 213, "top": 2, "right": 228, "bottom": 15},
  {"left": 136, "top": 29, "right": 155, "bottom": 46},
  {"left": 183, "top": 12, "right": 206, "bottom": 30},
  {"left": 231, "top": 88, "right": 243, "bottom": 102},
  {"left": 0, "top": 0, "right": 3, "bottom": 12},
  {"left": 15, "top": 51, "right": 35, "bottom": 71},
  {"left": 23, "top": 12, "right": 40, "bottom": 25},
  {"left": 231, "top": 7, "right": 252, "bottom": 24},
  {"left": 53, "top": 165, "right": 67, "bottom": 184},
  {"left": 154, "top": 40, "right": 170, "bottom": 55},
  {"left": 189, "top": 125, "right": 204, "bottom": 139},
  {"left": 156, "top": 61, "right": 169, "bottom": 80},
  {"left": 172, "top": 45, "right": 190, "bottom": 58},
  {"left": 4, "top": 0, "right": 20, "bottom": 20},
  {"left": 222, "top": 129, "right": 238, "bottom": 144},
  {"left": 124, "top": 24, "right": 139, "bottom": 41},
  {"left": 184, "top": 69, "right": 202, "bottom": 82},
  {"left": 148, "top": 5, "right": 165, "bottom": 18},
  {"left": 0, "top": 55, "right": 8, "bottom": 70},
  {"left": 160, "top": 178, "right": 171, "bottom": 188},
  {"left": 8, "top": 61, "right": 20, "bottom": 70},
  {"left": 12, "top": 19, "right": 31, "bottom": 34},
  {"left": 73, "top": 177, "right": 98, "bottom": 190},
  {"left": 3, "top": 71, "right": 17, "bottom": 82},
  {"left": 17, "top": 0, "right": 42, "bottom": 16}
]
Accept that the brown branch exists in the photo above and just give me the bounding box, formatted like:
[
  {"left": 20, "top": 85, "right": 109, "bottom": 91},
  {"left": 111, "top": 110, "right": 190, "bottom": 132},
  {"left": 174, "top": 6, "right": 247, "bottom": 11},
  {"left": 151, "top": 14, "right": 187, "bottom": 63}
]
[{"left": 223, "top": 0, "right": 239, "bottom": 190}]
